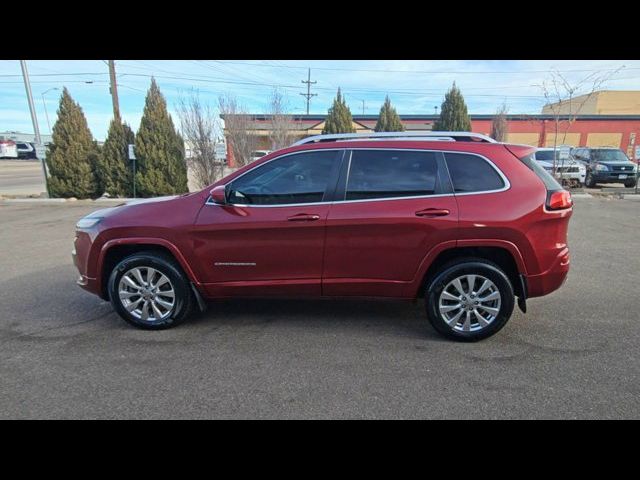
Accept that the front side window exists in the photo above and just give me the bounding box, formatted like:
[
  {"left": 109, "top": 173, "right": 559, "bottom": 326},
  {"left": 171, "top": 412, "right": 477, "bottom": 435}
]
[
  {"left": 227, "top": 150, "right": 340, "bottom": 205},
  {"left": 445, "top": 153, "right": 506, "bottom": 193},
  {"left": 345, "top": 150, "right": 439, "bottom": 201}
]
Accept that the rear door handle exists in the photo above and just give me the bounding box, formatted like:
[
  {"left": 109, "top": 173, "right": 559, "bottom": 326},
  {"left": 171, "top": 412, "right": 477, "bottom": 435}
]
[
  {"left": 287, "top": 213, "right": 321, "bottom": 222},
  {"left": 415, "top": 208, "right": 450, "bottom": 217}
]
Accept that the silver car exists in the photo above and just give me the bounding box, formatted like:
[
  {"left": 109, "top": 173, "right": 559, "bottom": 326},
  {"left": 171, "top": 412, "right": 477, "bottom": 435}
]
[{"left": 533, "top": 148, "right": 586, "bottom": 187}]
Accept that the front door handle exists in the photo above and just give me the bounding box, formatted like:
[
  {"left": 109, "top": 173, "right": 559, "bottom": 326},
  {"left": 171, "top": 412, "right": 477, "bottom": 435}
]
[
  {"left": 287, "top": 213, "right": 321, "bottom": 222},
  {"left": 415, "top": 208, "right": 450, "bottom": 217}
]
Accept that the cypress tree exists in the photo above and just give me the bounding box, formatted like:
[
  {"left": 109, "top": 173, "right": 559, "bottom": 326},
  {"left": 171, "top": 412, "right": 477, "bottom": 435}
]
[
  {"left": 98, "top": 116, "right": 135, "bottom": 197},
  {"left": 322, "top": 88, "right": 356, "bottom": 134},
  {"left": 135, "top": 78, "right": 188, "bottom": 197},
  {"left": 433, "top": 82, "right": 472, "bottom": 132},
  {"left": 46, "top": 88, "right": 100, "bottom": 198},
  {"left": 374, "top": 96, "right": 405, "bottom": 132}
]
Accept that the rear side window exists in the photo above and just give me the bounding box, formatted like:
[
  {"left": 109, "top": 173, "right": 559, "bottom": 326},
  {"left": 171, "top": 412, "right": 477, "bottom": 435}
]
[
  {"left": 444, "top": 153, "right": 505, "bottom": 193},
  {"left": 346, "top": 150, "right": 439, "bottom": 200},
  {"left": 519, "top": 153, "right": 562, "bottom": 190}
]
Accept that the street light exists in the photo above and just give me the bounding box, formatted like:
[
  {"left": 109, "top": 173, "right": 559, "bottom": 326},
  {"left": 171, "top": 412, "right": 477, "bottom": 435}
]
[{"left": 41, "top": 87, "right": 59, "bottom": 134}]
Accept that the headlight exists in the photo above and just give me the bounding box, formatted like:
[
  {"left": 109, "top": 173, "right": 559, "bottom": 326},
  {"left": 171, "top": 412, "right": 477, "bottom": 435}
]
[
  {"left": 595, "top": 163, "right": 609, "bottom": 171},
  {"left": 76, "top": 217, "right": 102, "bottom": 229}
]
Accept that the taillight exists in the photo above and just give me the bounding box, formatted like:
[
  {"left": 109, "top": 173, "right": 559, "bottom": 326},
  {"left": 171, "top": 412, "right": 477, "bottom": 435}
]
[{"left": 546, "top": 190, "right": 572, "bottom": 210}]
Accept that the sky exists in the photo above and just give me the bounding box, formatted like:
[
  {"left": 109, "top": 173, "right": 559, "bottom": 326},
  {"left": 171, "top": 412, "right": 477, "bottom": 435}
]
[{"left": 1, "top": 60, "right": 640, "bottom": 141}]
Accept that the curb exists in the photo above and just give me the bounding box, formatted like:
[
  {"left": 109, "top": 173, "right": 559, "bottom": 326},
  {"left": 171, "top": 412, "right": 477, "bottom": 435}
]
[{"left": 0, "top": 198, "right": 126, "bottom": 205}]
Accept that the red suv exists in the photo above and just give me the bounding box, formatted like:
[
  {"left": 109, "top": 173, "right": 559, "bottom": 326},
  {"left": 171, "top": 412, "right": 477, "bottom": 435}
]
[{"left": 73, "top": 132, "right": 573, "bottom": 341}]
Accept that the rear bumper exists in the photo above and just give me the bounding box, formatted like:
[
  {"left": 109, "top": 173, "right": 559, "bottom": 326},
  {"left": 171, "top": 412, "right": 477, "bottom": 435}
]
[{"left": 525, "top": 247, "right": 570, "bottom": 298}]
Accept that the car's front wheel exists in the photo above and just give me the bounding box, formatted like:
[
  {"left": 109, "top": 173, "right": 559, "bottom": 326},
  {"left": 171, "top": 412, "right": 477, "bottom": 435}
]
[
  {"left": 425, "top": 258, "right": 515, "bottom": 341},
  {"left": 107, "top": 252, "right": 195, "bottom": 330},
  {"left": 624, "top": 178, "right": 637, "bottom": 188},
  {"left": 585, "top": 172, "right": 597, "bottom": 188}
]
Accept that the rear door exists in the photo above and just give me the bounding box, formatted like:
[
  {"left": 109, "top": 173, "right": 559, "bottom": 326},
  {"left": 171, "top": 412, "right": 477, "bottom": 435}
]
[{"left": 322, "top": 148, "right": 459, "bottom": 297}]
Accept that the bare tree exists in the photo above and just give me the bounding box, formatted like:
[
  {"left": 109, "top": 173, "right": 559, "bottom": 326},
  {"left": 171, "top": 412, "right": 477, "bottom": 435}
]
[
  {"left": 490, "top": 103, "right": 509, "bottom": 142},
  {"left": 538, "top": 68, "right": 623, "bottom": 177},
  {"left": 176, "top": 89, "right": 223, "bottom": 189},
  {"left": 218, "top": 94, "right": 257, "bottom": 168},
  {"left": 268, "top": 88, "right": 298, "bottom": 150}
]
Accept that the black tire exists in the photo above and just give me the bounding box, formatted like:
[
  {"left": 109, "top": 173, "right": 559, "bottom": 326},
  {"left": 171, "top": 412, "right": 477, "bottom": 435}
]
[
  {"left": 107, "top": 251, "right": 195, "bottom": 330},
  {"left": 425, "top": 258, "right": 515, "bottom": 342},
  {"left": 585, "top": 172, "right": 597, "bottom": 188},
  {"left": 624, "top": 179, "right": 637, "bottom": 188}
]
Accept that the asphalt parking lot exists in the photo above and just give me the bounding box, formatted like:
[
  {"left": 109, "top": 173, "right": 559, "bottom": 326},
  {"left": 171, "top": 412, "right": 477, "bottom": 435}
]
[{"left": 0, "top": 197, "right": 638, "bottom": 419}]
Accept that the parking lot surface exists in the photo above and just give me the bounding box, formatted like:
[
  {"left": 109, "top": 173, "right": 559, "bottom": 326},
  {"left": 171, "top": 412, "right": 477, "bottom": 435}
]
[{"left": 0, "top": 197, "right": 638, "bottom": 419}]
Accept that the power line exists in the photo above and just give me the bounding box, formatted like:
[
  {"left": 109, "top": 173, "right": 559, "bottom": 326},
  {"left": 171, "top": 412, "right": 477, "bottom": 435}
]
[{"left": 204, "top": 60, "right": 636, "bottom": 75}]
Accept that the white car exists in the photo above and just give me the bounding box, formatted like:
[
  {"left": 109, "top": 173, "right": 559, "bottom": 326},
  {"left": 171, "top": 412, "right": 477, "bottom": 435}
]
[
  {"left": 533, "top": 148, "right": 586, "bottom": 187},
  {"left": 250, "top": 150, "right": 271, "bottom": 162},
  {"left": 0, "top": 139, "right": 18, "bottom": 159}
]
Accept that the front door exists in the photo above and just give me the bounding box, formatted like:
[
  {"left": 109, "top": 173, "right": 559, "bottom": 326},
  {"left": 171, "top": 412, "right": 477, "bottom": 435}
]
[
  {"left": 193, "top": 149, "right": 343, "bottom": 297},
  {"left": 322, "top": 148, "right": 459, "bottom": 297}
]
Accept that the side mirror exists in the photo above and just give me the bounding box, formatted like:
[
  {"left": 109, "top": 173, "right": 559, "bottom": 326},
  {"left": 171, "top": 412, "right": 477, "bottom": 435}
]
[{"left": 209, "top": 185, "right": 227, "bottom": 205}]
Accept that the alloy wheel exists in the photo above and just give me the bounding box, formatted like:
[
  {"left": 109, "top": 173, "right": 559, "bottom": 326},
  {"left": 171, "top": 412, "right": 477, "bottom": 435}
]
[
  {"left": 438, "top": 274, "right": 502, "bottom": 332},
  {"left": 118, "top": 266, "right": 176, "bottom": 322}
]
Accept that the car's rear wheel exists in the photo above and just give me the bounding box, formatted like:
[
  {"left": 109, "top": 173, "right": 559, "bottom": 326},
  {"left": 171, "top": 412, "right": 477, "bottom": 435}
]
[
  {"left": 425, "top": 258, "right": 515, "bottom": 341},
  {"left": 107, "top": 252, "right": 195, "bottom": 330}
]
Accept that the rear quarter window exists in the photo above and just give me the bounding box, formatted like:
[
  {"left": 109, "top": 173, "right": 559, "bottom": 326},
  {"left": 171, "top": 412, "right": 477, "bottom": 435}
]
[
  {"left": 518, "top": 153, "right": 563, "bottom": 190},
  {"left": 444, "top": 153, "right": 505, "bottom": 193}
]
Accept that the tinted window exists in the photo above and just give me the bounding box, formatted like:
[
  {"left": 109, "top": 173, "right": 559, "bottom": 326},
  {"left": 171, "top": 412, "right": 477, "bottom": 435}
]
[
  {"left": 345, "top": 150, "right": 438, "bottom": 201},
  {"left": 445, "top": 153, "right": 505, "bottom": 193},
  {"left": 518, "top": 154, "right": 562, "bottom": 191},
  {"left": 228, "top": 150, "right": 340, "bottom": 205}
]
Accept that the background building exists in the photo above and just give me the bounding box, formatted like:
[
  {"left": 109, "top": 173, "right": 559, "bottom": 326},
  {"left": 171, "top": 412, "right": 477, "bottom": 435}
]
[
  {"left": 542, "top": 91, "right": 640, "bottom": 115},
  {"left": 0, "top": 131, "right": 53, "bottom": 144},
  {"left": 221, "top": 113, "right": 640, "bottom": 166}
]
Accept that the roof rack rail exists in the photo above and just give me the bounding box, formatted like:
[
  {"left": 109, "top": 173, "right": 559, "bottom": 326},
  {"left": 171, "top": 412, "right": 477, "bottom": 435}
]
[{"left": 291, "top": 131, "right": 497, "bottom": 146}]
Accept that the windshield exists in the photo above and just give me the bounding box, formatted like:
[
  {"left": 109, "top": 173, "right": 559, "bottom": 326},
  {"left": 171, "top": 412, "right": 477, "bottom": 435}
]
[
  {"left": 535, "top": 150, "right": 557, "bottom": 161},
  {"left": 535, "top": 150, "right": 574, "bottom": 163},
  {"left": 591, "top": 149, "right": 629, "bottom": 162}
]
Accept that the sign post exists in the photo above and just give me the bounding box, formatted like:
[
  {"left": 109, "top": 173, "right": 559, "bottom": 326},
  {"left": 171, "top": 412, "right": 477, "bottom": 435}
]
[{"left": 128, "top": 144, "right": 136, "bottom": 198}]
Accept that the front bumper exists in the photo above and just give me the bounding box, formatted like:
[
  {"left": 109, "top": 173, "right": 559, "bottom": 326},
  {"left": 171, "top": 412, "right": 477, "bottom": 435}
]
[
  {"left": 591, "top": 172, "right": 637, "bottom": 183},
  {"left": 73, "top": 231, "right": 101, "bottom": 296}
]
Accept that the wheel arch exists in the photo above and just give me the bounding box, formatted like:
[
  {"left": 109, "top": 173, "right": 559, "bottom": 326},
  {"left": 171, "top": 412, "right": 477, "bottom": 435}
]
[
  {"left": 97, "top": 238, "right": 199, "bottom": 300},
  {"left": 409, "top": 241, "right": 527, "bottom": 300}
]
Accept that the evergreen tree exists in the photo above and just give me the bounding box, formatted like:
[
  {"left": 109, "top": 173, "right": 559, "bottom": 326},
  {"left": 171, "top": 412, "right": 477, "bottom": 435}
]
[
  {"left": 46, "top": 88, "right": 100, "bottom": 198},
  {"left": 135, "top": 78, "right": 188, "bottom": 197},
  {"left": 374, "top": 96, "right": 405, "bottom": 132},
  {"left": 433, "top": 82, "right": 472, "bottom": 132},
  {"left": 322, "top": 88, "right": 356, "bottom": 134},
  {"left": 98, "top": 115, "right": 135, "bottom": 197}
]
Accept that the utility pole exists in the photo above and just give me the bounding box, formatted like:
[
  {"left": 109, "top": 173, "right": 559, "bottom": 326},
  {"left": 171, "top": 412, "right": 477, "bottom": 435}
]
[
  {"left": 108, "top": 60, "right": 121, "bottom": 118},
  {"left": 361, "top": 100, "right": 366, "bottom": 115},
  {"left": 299, "top": 68, "right": 317, "bottom": 115},
  {"left": 20, "top": 60, "right": 49, "bottom": 197}
]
